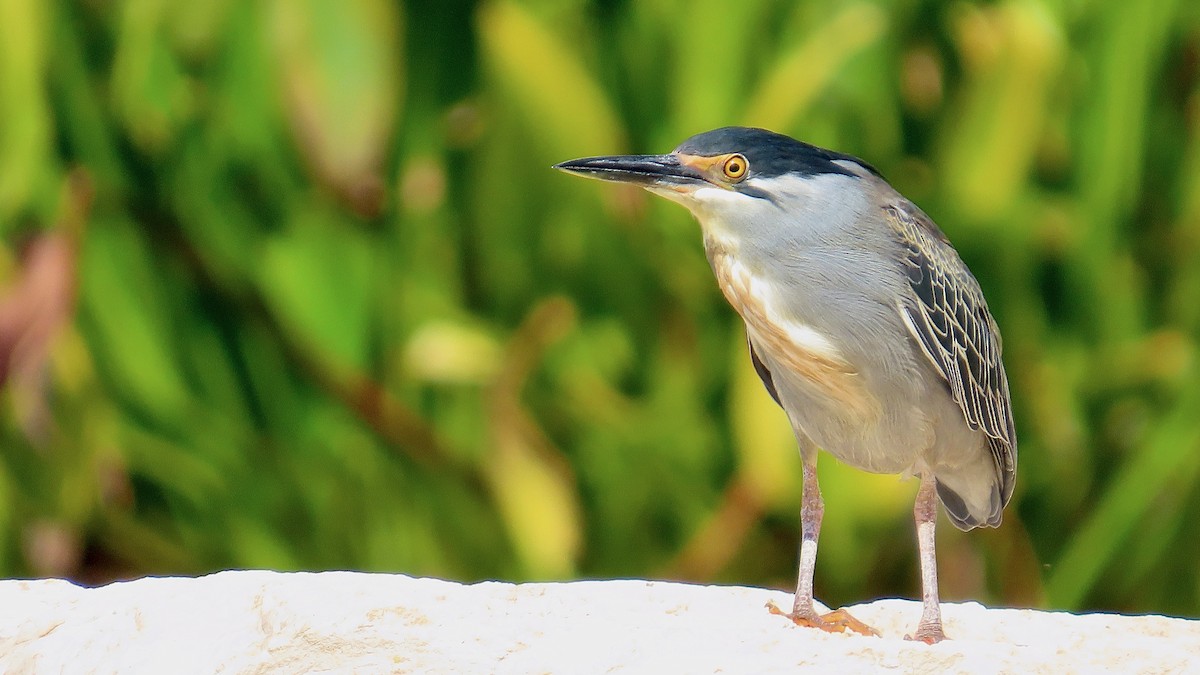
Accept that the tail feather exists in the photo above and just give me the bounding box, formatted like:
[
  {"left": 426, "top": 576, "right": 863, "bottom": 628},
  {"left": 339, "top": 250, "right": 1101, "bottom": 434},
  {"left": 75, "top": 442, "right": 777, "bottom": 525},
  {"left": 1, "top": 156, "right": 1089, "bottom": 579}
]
[
  {"left": 934, "top": 436, "right": 1014, "bottom": 531},
  {"left": 936, "top": 480, "right": 1002, "bottom": 530}
]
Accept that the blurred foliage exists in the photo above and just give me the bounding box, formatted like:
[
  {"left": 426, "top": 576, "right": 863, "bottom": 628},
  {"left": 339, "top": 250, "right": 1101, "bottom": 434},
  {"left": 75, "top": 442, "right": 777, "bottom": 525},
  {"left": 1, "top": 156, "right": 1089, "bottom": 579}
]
[{"left": 0, "top": 0, "right": 1198, "bottom": 619}]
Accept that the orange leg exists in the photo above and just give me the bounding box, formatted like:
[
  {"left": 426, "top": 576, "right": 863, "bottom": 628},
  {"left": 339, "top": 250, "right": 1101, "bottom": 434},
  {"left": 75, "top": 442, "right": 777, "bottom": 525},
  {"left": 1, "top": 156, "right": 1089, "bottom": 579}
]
[{"left": 768, "top": 455, "right": 879, "bottom": 637}]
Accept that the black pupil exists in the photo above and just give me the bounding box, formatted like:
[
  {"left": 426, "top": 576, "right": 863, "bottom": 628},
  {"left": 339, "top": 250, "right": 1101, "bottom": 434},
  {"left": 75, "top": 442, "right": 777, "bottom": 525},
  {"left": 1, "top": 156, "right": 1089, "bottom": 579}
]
[{"left": 729, "top": 161, "right": 741, "bottom": 174}]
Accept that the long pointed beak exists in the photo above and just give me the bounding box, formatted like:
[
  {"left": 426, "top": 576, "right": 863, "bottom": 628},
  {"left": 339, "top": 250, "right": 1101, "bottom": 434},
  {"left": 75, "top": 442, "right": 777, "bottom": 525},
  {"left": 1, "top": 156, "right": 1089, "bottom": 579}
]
[{"left": 553, "top": 154, "right": 707, "bottom": 188}]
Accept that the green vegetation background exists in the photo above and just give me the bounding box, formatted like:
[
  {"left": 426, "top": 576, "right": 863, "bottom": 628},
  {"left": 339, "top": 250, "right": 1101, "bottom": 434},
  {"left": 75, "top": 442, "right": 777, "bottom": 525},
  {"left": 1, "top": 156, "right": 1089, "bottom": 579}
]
[{"left": 1, "top": 0, "right": 1198, "bottom": 617}]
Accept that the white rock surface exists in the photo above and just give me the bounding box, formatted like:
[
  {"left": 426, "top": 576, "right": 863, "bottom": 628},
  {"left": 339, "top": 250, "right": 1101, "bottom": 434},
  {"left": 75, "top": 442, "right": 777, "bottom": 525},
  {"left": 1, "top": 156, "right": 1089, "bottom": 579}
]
[{"left": 0, "top": 571, "right": 1196, "bottom": 674}]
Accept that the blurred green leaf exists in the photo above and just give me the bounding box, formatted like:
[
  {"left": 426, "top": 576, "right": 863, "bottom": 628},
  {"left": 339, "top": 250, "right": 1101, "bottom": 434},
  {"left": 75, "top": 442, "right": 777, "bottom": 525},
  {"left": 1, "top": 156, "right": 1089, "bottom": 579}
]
[
  {"left": 1046, "top": 369, "right": 1200, "bottom": 607},
  {"left": 269, "top": 0, "right": 402, "bottom": 207},
  {"left": 79, "top": 218, "right": 191, "bottom": 423},
  {"left": 670, "top": 0, "right": 763, "bottom": 133},
  {"left": 741, "top": 3, "right": 886, "bottom": 130},
  {"left": 1072, "top": 0, "right": 1182, "bottom": 341},
  {"left": 259, "top": 207, "right": 376, "bottom": 371},
  {"left": 477, "top": 0, "right": 624, "bottom": 158},
  {"left": 486, "top": 429, "right": 581, "bottom": 578},
  {"left": 940, "top": 1, "right": 1064, "bottom": 222},
  {"left": 110, "top": 0, "right": 193, "bottom": 153},
  {"left": 0, "top": 0, "right": 54, "bottom": 225}
]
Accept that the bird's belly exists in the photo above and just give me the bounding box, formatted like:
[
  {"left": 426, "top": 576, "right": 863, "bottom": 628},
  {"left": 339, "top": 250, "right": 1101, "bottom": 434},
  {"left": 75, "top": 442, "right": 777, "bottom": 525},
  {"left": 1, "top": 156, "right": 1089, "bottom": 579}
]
[{"left": 767, "top": 355, "right": 930, "bottom": 475}]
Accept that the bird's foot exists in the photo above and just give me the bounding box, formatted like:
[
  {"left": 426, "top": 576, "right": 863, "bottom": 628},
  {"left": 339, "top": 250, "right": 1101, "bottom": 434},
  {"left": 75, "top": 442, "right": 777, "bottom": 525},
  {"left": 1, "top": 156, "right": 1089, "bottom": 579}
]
[
  {"left": 766, "top": 600, "right": 881, "bottom": 637},
  {"left": 904, "top": 621, "right": 947, "bottom": 645}
]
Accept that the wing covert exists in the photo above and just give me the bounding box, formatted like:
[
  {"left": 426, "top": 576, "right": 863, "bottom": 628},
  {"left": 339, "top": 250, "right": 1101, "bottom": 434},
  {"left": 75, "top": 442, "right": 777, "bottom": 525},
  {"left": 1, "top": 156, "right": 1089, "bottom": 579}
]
[{"left": 884, "top": 202, "right": 1017, "bottom": 491}]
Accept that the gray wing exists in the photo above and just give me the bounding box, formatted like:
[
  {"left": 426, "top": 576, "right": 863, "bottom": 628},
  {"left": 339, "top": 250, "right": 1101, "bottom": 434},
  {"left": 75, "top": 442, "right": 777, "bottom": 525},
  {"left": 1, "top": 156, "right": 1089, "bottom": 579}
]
[{"left": 884, "top": 202, "right": 1017, "bottom": 501}]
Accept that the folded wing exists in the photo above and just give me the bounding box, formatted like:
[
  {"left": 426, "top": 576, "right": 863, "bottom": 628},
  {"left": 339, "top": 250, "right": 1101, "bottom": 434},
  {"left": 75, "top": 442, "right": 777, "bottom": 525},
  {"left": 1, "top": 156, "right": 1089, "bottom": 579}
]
[{"left": 884, "top": 202, "right": 1017, "bottom": 506}]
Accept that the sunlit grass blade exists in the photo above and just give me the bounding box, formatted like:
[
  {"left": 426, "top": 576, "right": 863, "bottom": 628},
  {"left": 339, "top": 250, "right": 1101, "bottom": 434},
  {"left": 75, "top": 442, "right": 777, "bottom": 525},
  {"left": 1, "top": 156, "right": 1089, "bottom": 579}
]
[
  {"left": 268, "top": 0, "right": 402, "bottom": 211},
  {"left": 740, "top": 3, "right": 886, "bottom": 131},
  {"left": 0, "top": 0, "right": 53, "bottom": 224},
  {"left": 477, "top": 0, "right": 624, "bottom": 158},
  {"left": 939, "top": 2, "right": 1064, "bottom": 222},
  {"left": 1046, "top": 369, "right": 1200, "bottom": 608},
  {"left": 670, "top": 0, "right": 764, "bottom": 133}
]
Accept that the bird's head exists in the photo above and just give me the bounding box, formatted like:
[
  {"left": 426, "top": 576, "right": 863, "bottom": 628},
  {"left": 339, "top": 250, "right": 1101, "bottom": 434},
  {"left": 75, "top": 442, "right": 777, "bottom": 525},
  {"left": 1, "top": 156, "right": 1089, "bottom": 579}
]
[{"left": 554, "top": 126, "right": 880, "bottom": 237}]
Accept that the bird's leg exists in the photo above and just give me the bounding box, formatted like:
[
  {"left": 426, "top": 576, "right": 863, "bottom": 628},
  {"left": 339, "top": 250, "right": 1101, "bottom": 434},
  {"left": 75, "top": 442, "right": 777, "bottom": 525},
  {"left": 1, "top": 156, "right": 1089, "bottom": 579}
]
[
  {"left": 793, "top": 457, "right": 823, "bottom": 617},
  {"left": 907, "top": 472, "right": 947, "bottom": 644},
  {"left": 767, "top": 455, "right": 879, "bottom": 637}
]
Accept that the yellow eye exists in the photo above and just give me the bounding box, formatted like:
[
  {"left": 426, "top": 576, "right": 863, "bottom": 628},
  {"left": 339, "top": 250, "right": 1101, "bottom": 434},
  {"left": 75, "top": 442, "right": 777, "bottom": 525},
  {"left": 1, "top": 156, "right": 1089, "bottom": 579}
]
[{"left": 723, "top": 154, "right": 748, "bottom": 180}]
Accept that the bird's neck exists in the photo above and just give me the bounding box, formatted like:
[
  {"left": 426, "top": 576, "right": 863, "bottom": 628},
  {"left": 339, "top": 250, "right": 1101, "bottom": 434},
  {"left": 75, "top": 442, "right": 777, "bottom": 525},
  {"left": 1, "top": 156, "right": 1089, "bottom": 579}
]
[{"left": 702, "top": 232, "right": 762, "bottom": 318}]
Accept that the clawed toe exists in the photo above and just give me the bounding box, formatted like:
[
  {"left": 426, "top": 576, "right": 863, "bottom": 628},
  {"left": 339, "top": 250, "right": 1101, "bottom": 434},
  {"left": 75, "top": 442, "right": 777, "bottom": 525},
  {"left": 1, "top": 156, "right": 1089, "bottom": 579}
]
[{"left": 766, "top": 600, "right": 881, "bottom": 637}]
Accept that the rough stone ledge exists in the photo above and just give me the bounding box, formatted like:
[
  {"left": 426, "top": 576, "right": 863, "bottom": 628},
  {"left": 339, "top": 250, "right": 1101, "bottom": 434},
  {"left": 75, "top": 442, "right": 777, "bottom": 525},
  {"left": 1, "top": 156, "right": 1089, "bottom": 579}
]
[{"left": 1, "top": 571, "right": 1196, "bottom": 674}]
